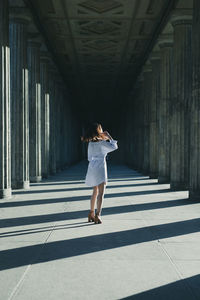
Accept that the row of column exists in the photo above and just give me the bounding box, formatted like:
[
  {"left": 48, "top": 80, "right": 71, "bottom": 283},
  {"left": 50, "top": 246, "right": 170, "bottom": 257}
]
[
  {"left": 0, "top": 0, "right": 81, "bottom": 199},
  {"left": 124, "top": 4, "right": 200, "bottom": 200}
]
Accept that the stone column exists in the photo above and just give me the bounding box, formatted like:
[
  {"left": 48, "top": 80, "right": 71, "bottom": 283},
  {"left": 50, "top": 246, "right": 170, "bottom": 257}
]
[
  {"left": 40, "top": 51, "right": 50, "bottom": 178},
  {"left": 170, "top": 14, "right": 192, "bottom": 190},
  {"left": 149, "top": 53, "right": 160, "bottom": 178},
  {"left": 132, "top": 77, "right": 143, "bottom": 171},
  {"left": 60, "top": 86, "right": 66, "bottom": 170},
  {"left": 131, "top": 89, "right": 138, "bottom": 169},
  {"left": 128, "top": 93, "right": 135, "bottom": 167},
  {"left": 0, "top": 0, "right": 11, "bottom": 199},
  {"left": 142, "top": 64, "right": 152, "bottom": 175},
  {"left": 137, "top": 75, "right": 145, "bottom": 172},
  {"left": 9, "top": 12, "right": 30, "bottom": 189},
  {"left": 54, "top": 77, "right": 62, "bottom": 172},
  {"left": 49, "top": 64, "right": 56, "bottom": 175},
  {"left": 157, "top": 37, "right": 173, "bottom": 183},
  {"left": 28, "top": 39, "right": 42, "bottom": 182},
  {"left": 189, "top": 0, "right": 200, "bottom": 199},
  {"left": 125, "top": 94, "right": 134, "bottom": 167}
]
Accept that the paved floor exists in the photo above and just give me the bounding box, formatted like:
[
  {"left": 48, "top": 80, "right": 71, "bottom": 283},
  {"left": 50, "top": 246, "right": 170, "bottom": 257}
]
[{"left": 0, "top": 161, "right": 200, "bottom": 300}]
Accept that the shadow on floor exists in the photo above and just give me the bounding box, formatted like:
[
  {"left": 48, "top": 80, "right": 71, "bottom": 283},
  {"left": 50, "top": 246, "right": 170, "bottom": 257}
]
[
  {"left": 0, "top": 217, "right": 200, "bottom": 271},
  {"left": 6, "top": 188, "right": 173, "bottom": 208},
  {"left": 12, "top": 182, "right": 160, "bottom": 195},
  {"left": 119, "top": 275, "right": 200, "bottom": 299},
  {"left": 0, "top": 197, "right": 194, "bottom": 227}
]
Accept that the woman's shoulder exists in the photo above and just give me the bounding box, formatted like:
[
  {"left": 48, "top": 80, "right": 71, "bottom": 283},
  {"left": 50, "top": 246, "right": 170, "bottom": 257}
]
[{"left": 90, "top": 139, "right": 104, "bottom": 143}]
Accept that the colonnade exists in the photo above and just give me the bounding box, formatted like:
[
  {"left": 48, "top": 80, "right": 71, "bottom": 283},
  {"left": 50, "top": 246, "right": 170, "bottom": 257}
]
[
  {"left": 0, "top": 0, "right": 81, "bottom": 199},
  {"left": 123, "top": 2, "right": 200, "bottom": 200}
]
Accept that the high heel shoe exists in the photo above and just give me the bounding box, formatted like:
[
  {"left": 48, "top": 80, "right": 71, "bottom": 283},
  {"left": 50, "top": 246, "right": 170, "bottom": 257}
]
[
  {"left": 94, "top": 213, "right": 102, "bottom": 224},
  {"left": 88, "top": 210, "right": 95, "bottom": 222}
]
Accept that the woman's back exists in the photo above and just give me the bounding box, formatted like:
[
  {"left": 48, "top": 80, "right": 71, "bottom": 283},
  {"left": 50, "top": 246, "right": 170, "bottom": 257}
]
[{"left": 88, "top": 140, "right": 118, "bottom": 161}]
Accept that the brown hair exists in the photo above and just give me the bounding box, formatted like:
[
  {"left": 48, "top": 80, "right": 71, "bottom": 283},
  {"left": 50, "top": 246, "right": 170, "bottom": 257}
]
[{"left": 81, "top": 122, "right": 102, "bottom": 142}]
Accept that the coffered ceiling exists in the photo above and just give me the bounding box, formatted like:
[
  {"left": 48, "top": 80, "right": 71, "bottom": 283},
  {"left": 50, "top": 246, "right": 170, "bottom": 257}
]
[{"left": 25, "top": 0, "right": 175, "bottom": 123}]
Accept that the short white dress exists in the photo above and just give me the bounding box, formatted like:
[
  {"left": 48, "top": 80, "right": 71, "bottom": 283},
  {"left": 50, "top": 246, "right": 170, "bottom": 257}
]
[{"left": 85, "top": 139, "right": 118, "bottom": 187}]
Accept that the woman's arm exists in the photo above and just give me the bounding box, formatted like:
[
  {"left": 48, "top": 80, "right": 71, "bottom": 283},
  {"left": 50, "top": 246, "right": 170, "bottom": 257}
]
[
  {"left": 100, "top": 131, "right": 113, "bottom": 141},
  {"left": 100, "top": 131, "right": 118, "bottom": 153}
]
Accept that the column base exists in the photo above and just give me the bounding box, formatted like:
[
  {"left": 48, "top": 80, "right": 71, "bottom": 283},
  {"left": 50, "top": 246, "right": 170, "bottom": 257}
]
[
  {"left": 189, "top": 190, "right": 200, "bottom": 201},
  {"left": 0, "top": 187, "right": 12, "bottom": 199},
  {"left": 12, "top": 180, "right": 30, "bottom": 189},
  {"left": 170, "top": 182, "right": 188, "bottom": 191},
  {"left": 30, "top": 176, "right": 42, "bottom": 183},
  {"left": 158, "top": 176, "right": 170, "bottom": 184},
  {"left": 23, "top": 181, "right": 30, "bottom": 189}
]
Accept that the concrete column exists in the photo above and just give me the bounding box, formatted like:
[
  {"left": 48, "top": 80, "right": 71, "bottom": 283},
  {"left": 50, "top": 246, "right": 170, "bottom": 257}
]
[
  {"left": 170, "top": 15, "right": 192, "bottom": 190},
  {"left": 132, "top": 82, "right": 142, "bottom": 170},
  {"left": 28, "top": 39, "right": 42, "bottom": 182},
  {"left": 128, "top": 94, "right": 135, "bottom": 167},
  {"left": 142, "top": 64, "right": 152, "bottom": 175},
  {"left": 9, "top": 12, "right": 30, "bottom": 189},
  {"left": 138, "top": 75, "right": 145, "bottom": 172},
  {"left": 157, "top": 37, "right": 173, "bottom": 183},
  {"left": 131, "top": 90, "right": 138, "bottom": 169},
  {"left": 189, "top": 0, "right": 200, "bottom": 199},
  {"left": 54, "top": 78, "right": 62, "bottom": 172},
  {"left": 125, "top": 94, "right": 134, "bottom": 167},
  {"left": 132, "top": 77, "right": 144, "bottom": 171},
  {"left": 60, "top": 86, "right": 66, "bottom": 170},
  {"left": 149, "top": 54, "right": 160, "bottom": 178},
  {"left": 0, "top": 0, "right": 11, "bottom": 199},
  {"left": 49, "top": 65, "right": 56, "bottom": 174},
  {"left": 40, "top": 51, "right": 50, "bottom": 178}
]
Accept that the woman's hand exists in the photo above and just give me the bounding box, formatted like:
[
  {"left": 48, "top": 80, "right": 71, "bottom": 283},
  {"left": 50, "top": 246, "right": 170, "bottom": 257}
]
[{"left": 100, "top": 131, "right": 113, "bottom": 140}]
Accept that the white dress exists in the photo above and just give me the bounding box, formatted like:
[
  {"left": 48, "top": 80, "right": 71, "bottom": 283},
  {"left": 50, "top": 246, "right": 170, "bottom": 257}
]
[{"left": 85, "top": 139, "right": 118, "bottom": 187}]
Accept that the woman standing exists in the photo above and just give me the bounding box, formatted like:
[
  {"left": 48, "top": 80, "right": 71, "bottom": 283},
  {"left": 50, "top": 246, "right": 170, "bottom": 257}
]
[{"left": 82, "top": 123, "right": 118, "bottom": 224}]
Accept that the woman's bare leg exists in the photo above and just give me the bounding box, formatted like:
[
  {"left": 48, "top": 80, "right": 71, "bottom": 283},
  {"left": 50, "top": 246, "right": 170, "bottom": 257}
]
[
  {"left": 90, "top": 186, "right": 98, "bottom": 214},
  {"left": 96, "top": 182, "right": 106, "bottom": 215}
]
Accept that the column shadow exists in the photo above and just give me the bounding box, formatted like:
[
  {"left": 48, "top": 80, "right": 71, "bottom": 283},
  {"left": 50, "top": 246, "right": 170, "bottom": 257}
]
[
  {"left": 0, "top": 217, "right": 200, "bottom": 271},
  {"left": 120, "top": 275, "right": 200, "bottom": 299},
  {"left": 12, "top": 182, "right": 160, "bottom": 195}
]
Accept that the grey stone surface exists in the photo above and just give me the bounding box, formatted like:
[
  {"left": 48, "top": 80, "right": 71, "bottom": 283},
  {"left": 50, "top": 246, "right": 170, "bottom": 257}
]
[
  {"left": 142, "top": 67, "right": 152, "bottom": 175},
  {"left": 40, "top": 52, "right": 50, "bottom": 179},
  {"left": 157, "top": 40, "right": 173, "bottom": 184},
  {"left": 28, "top": 39, "right": 42, "bottom": 183},
  {"left": 149, "top": 56, "right": 160, "bottom": 179},
  {"left": 0, "top": 162, "right": 200, "bottom": 299},
  {"left": 49, "top": 65, "right": 57, "bottom": 175},
  {"left": 189, "top": 0, "right": 200, "bottom": 200},
  {"left": 0, "top": 0, "right": 12, "bottom": 199},
  {"left": 170, "top": 15, "right": 192, "bottom": 191},
  {"left": 9, "top": 15, "right": 30, "bottom": 189}
]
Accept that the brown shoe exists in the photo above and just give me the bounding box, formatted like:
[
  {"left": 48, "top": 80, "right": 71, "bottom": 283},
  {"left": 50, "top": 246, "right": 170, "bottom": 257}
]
[
  {"left": 94, "top": 213, "right": 102, "bottom": 224},
  {"left": 88, "top": 210, "right": 95, "bottom": 222}
]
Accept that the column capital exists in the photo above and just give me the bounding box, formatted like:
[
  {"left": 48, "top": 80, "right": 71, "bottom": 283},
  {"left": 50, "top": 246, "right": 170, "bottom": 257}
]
[
  {"left": 170, "top": 11, "right": 193, "bottom": 27},
  {"left": 49, "top": 63, "right": 58, "bottom": 75},
  {"left": 40, "top": 51, "right": 51, "bottom": 62},
  {"left": 142, "top": 63, "right": 152, "bottom": 73},
  {"left": 157, "top": 34, "right": 173, "bottom": 49},
  {"left": 27, "top": 33, "right": 42, "bottom": 48},
  {"left": 9, "top": 7, "right": 31, "bottom": 24},
  {"left": 149, "top": 51, "right": 161, "bottom": 62}
]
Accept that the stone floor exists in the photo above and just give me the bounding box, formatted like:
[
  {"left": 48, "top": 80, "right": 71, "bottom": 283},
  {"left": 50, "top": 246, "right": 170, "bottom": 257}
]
[{"left": 0, "top": 161, "right": 200, "bottom": 300}]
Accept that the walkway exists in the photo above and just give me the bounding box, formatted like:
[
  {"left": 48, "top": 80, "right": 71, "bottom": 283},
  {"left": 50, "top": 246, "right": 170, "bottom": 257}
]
[{"left": 0, "top": 162, "right": 200, "bottom": 300}]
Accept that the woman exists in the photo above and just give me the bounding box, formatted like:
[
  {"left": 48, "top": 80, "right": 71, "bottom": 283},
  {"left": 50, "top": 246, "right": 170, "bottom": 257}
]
[{"left": 82, "top": 123, "right": 118, "bottom": 224}]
